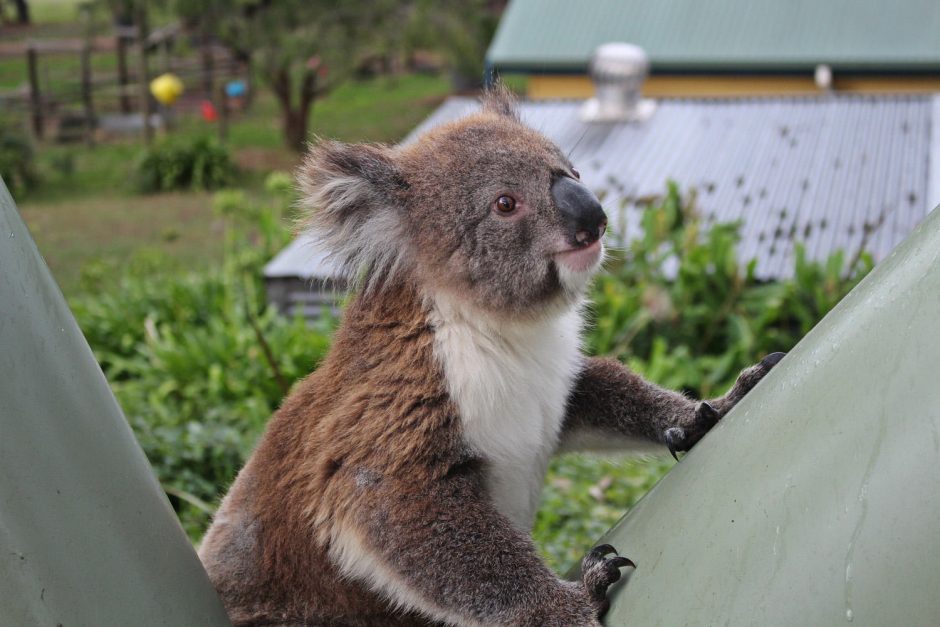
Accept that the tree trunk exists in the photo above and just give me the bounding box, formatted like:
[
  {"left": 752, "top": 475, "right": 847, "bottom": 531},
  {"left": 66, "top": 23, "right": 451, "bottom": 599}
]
[
  {"left": 13, "top": 0, "right": 30, "bottom": 24},
  {"left": 269, "top": 65, "right": 317, "bottom": 153},
  {"left": 283, "top": 108, "right": 307, "bottom": 154},
  {"left": 116, "top": 36, "right": 132, "bottom": 113}
]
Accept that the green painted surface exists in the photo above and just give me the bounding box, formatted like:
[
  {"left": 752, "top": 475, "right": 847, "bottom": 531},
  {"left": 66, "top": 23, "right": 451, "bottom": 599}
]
[
  {"left": 595, "top": 206, "right": 940, "bottom": 625},
  {"left": 0, "top": 179, "right": 230, "bottom": 626},
  {"left": 489, "top": 0, "right": 940, "bottom": 72}
]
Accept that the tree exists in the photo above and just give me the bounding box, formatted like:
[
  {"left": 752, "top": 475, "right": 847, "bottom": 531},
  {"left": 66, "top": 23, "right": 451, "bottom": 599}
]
[
  {"left": 179, "top": 0, "right": 407, "bottom": 152},
  {"left": 0, "top": 0, "right": 31, "bottom": 24},
  {"left": 413, "top": 0, "right": 501, "bottom": 90}
]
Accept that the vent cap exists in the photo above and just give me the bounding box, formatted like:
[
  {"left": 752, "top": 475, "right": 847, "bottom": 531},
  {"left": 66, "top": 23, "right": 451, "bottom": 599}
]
[{"left": 581, "top": 42, "right": 656, "bottom": 123}]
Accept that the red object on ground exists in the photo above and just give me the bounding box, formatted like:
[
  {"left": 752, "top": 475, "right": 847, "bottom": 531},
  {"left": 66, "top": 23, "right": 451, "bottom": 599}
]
[{"left": 201, "top": 100, "right": 218, "bottom": 122}]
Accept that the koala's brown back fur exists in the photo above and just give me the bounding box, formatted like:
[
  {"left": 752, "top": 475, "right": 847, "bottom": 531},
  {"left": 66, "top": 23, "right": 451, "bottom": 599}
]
[{"left": 200, "top": 284, "right": 466, "bottom": 625}]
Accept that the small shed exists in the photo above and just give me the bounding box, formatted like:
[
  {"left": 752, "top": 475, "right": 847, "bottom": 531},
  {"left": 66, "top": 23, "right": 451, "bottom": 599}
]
[
  {"left": 264, "top": 93, "right": 940, "bottom": 319},
  {"left": 263, "top": 235, "right": 345, "bottom": 319}
]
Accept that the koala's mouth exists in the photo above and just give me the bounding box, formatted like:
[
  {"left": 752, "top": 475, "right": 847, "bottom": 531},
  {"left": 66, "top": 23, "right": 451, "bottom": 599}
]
[{"left": 553, "top": 238, "right": 603, "bottom": 274}]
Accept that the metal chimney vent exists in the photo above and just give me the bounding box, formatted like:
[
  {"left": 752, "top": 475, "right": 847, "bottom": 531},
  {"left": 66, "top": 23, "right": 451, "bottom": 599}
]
[{"left": 581, "top": 42, "right": 656, "bottom": 123}]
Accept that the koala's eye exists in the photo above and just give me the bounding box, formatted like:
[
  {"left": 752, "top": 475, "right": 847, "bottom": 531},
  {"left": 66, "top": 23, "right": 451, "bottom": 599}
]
[
  {"left": 494, "top": 195, "right": 517, "bottom": 213},
  {"left": 571, "top": 167, "right": 581, "bottom": 180}
]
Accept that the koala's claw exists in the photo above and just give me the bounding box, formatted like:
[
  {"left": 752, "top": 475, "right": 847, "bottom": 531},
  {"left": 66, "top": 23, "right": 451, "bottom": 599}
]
[
  {"left": 664, "top": 427, "right": 683, "bottom": 461},
  {"left": 581, "top": 544, "right": 636, "bottom": 617},
  {"left": 665, "top": 354, "right": 785, "bottom": 460},
  {"left": 607, "top": 555, "right": 636, "bottom": 569},
  {"left": 665, "top": 401, "right": 719, "bottom": 460},
  {"left": 591, "top": 544, "right": 618, "bottom": 556}
]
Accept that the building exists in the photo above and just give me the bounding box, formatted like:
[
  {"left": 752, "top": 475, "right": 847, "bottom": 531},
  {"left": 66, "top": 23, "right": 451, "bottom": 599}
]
[{"left": 487, "top": 0, "right": 940, "bottom": 99}]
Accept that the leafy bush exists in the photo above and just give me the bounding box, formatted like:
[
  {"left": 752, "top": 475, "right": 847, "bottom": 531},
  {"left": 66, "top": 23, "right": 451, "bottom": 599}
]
[
  {"left": 73, "top": 174, "right": 334, "bottom": 537},
  {"left": 135, "top": 135, "right": 236, "bottom": 193},
  {"left": 0, "top": 118, "right": 38, "bottom": 196},
  {"left": 588, "top": 182, "right": 872, "bottom": 397}
]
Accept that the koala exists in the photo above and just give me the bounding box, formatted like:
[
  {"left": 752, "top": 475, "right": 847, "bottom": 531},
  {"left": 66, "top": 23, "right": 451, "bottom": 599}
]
[{"left": 198, "top": 86, "right": 782, "bottom": 626}]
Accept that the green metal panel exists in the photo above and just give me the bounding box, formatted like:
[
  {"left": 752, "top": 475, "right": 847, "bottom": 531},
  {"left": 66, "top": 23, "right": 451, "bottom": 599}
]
[
  {"left": 489, "top": 0, "right": 940, "bottom": 72},
  {"left": 0, "top": 180, "right": 230, "bottom": 626},
  {"left": 594, "top": 206, "right": 940, "bottom": 625}
]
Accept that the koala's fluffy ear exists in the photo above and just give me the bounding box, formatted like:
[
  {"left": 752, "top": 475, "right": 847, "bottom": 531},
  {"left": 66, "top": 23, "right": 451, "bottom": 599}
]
[
  {"left": 299, "top": 140, "right": 411, "bottom": 289},
  {"left": 481, "top": 81, "right": 520, "bottom": 121}
]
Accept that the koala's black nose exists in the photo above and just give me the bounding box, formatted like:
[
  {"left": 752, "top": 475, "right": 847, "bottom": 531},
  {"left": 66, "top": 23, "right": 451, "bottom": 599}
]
[{"left": 551, "top": 175, "right": 608, "bottom": 248}]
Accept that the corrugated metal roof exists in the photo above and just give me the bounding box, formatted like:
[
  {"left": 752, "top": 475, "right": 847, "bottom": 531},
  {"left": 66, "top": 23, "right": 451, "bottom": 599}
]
[
  {"left": 410, "top": 95, "right": 936, "bottom": 279},
  {"left": 488, "top": 0, "right": 940, "bottom": 72},
  {"left": 266, "top": 94, "right": 937, "bottom": 285},
  {"left": 264, "top": 235, "right": 339, "bottom": 279}
]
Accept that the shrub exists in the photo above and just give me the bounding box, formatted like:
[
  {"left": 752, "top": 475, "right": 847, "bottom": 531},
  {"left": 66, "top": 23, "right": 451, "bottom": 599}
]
[
  {"left": 0, "top": 118, "right": 38, "bottom": 196},
  {"left": 135, "top": 135, "right": 235, "bottom": 193},
  {"left": 586, "top": 182, "right": 873, "bottom": 397},
  {"left": 73, "top": 175, "right": 334, "bottom": 537}
]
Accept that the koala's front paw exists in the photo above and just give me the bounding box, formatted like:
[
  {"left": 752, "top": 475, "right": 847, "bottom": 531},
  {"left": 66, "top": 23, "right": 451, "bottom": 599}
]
[
  {"left": 580, "top": 544, "right": 635, "bottom": 618},
  {"left": 665, "top": 352, "right": 785, "bottom": 460},
  {"left": 664, "top": 401, "right": 720, "bottom": 460},
  {"left": 718, "top": 352, "right": 785, "bottom": 413}
]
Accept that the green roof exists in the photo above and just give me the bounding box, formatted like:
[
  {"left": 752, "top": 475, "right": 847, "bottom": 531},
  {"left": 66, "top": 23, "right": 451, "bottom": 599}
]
[{"left": 487, "top": 0, "right": 940, "bottom": 73}]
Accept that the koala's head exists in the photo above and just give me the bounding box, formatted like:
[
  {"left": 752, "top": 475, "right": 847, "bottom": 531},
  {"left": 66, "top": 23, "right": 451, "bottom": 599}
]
[{"left": 299, "top": 86, "right": 607, "bottom": 318}]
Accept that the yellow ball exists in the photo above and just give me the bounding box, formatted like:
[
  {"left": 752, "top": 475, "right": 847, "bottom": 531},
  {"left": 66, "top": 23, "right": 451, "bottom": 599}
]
[{"left": 150, "top": 73, "right": 184, "bottom": 106}]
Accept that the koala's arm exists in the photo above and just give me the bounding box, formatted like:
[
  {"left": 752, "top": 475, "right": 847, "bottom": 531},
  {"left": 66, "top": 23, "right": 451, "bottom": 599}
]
[
  {"left": 560, "top": 354, "right": 783, "bottom": 455},
  {"left": 338, "top": 466, "right": 626, "bottom": 627}
]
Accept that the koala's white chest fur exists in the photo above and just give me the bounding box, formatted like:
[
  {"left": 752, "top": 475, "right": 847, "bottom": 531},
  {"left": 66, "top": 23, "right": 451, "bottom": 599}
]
[{"left": 430, "top": 296, "right": 584, "bottom": 530}]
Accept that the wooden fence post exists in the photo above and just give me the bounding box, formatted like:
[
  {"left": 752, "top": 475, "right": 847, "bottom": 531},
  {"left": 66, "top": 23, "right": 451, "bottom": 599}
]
[
  {"left": 116, "top": 35, "right": 132, "bottom": 113},
  {"left": 26, "top": 45, "right": 43, "bottom": 139},
  {"left": 216, "top": 83, "right": 228, "bottom": 143},
  {"left": 135, "top": 5, "right": 153, "bottom": 145},
  {"left": 80, "top": 6, "right": 96, "bottom": 147},
  {"left": 80, "top": 42, "right": 96, "bottom": 146},
  {"left": 201, "top": 42, "right": 214, "bottom": 98}
]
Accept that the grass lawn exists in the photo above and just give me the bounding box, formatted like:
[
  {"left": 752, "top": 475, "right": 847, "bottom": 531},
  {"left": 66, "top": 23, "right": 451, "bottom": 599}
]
[
  {"left": 23, "top": 0, "right": 85, "bottom": 24},
  {"left": 19, "top": 191, "right": 225, "bottom": 294}
]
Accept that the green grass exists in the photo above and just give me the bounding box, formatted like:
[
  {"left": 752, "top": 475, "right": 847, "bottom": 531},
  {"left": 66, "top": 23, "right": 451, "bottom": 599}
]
[
  {"left": 0, "top": 55, "right": 28, "bottom": 91},
  {"left": 22, "top": 139, "right": 142, "bottom": 202},
  {"left": 27, "top": 0, "right": 85, "bottom": 24},
  {"left": 19, "top": 191, "right": 225, "bottom": 294},
  {"left": 536, "top": 454, "right": 673, "bottom": 574},
  {"left": 216, "top": 72, "right": 451, "bottom": 150}
]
